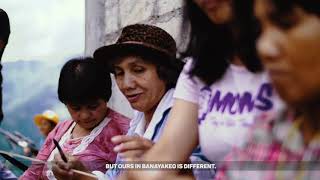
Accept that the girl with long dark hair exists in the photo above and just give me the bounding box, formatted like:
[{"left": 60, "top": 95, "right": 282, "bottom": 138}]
[{"left": 123, "top": 0, "right": 283, "bottom": 179}]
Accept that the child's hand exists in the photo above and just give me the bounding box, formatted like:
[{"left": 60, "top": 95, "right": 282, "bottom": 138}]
[{"left": 52, "top": 153, "right": 89, "bottom": 180}]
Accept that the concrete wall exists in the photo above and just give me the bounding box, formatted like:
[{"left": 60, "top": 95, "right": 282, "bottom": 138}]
[{"left": 85, "top": 0, "right": 190, "bottom": 118}]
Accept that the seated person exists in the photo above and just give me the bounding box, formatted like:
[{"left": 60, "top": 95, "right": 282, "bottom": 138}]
[
  {"left": 20, "top": 57, "right": 130, "bottom": 180},
  {"left": 216, "top": 0, "right": 320, "bottom": 179},
  {"left": 34, "top": 110, "right": 59, "bottom": 148}
]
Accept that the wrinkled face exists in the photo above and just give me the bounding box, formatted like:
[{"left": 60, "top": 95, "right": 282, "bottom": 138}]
[
  {"left": 66, "top": 99, "right": 107, "bottom": 130},
  {"left": 114, "top": 56, "right": 166, "bottom": 113},
  {"left": 38, "top": 119, "right": 55, "bottom": 137},
  {"left": 255, "top": 0, "right": 320, "bottom": 106},
  {"left": 193, "top": 0, "right": 233, "bottom": 24}
]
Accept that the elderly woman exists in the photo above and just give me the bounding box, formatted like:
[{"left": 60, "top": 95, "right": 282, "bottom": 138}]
[
  {"left": 93, "top": 24, "right": 184, "bottom": 163},
  {"left": 216, "top": 0, "right": 320, "bottom": 179},
  {"left": 20, "top": 58, "right": 129, "bottom": 180}
]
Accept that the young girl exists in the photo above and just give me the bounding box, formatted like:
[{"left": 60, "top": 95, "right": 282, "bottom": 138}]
[
  {"left": 124, "top": 0, "right": 283, "bottom": 179},
  {"left": 20, "top": 57, "right": 129, "bottom": 180}
]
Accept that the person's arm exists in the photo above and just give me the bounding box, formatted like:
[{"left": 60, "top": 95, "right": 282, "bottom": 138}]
[
  {"left": 118, "top": 99, "right": 199, "bottom": 180},
  {"left": 143, "top": 60, "right": 200, "bottom": 163},
  {"left": 144, "top": 99, "right": 199, "bottom": 162}
]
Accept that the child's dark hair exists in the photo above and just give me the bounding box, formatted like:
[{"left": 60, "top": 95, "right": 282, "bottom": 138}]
[{"left": 58, "top": 57, "right": 112, "bottom": 105}]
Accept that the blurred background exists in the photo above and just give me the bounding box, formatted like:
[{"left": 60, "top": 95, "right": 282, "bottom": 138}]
[{"left": 0, "top": 0, "right": 84, "bottom": 176}]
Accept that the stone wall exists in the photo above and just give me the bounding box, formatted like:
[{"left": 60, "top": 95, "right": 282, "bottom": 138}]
[{"left": 85, "top": 0, "right": 189, "bottom": 118}]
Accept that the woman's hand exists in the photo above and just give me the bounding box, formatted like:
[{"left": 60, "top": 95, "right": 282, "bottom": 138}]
[
  {"left": 111, "top": 135, "right": 154, "bottom": 160},
  {"left": 52, "top": 153, "right": 92, "bottom": 180}
]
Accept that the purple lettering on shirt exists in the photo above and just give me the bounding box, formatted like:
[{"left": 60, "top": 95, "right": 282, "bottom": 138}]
[
  {"left": 208, "top": 91, "right": 238, "bottom": 114},
  {"left": 238, "top": 92, "right": 255, "bottom": 113},
  {"left": 255, "top": 83, "right": 273, "bottom": 111},
  {"left": 198, "top": 83, "right": 274, "bottom": 124},
  {"left": 198, "top": 86, "right": 212, "bottom": 123}
]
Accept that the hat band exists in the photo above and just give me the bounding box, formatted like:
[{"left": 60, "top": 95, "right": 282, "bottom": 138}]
[{"left": 118, "top": 41, "right": 175, "bottom": 58}]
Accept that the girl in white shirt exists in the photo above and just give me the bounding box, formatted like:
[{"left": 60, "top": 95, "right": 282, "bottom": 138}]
[{"left": 123, "top": 0, "right": 283, "bottom": 179}]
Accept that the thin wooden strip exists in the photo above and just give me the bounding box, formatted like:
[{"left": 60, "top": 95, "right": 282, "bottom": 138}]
[{"left": 0, "top": 150, "right": 97, "bottom": 179}]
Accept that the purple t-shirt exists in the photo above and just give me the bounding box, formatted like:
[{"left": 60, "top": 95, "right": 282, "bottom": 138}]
[{"left": 173, "top": 59, "right": 284, "bottom": 163}]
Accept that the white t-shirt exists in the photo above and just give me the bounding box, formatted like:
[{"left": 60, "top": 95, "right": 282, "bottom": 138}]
[{"left": 174, "top": 59, "right": 284, "bottom": 163}]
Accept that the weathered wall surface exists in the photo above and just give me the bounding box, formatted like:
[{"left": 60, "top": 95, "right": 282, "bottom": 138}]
[{"left": 85, "top": 0, "right": 189, "bottom": 118}]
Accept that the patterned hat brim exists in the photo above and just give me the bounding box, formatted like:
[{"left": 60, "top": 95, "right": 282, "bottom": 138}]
[{"left": 93, "top": 42, "right": 175, "bottom": 69}]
